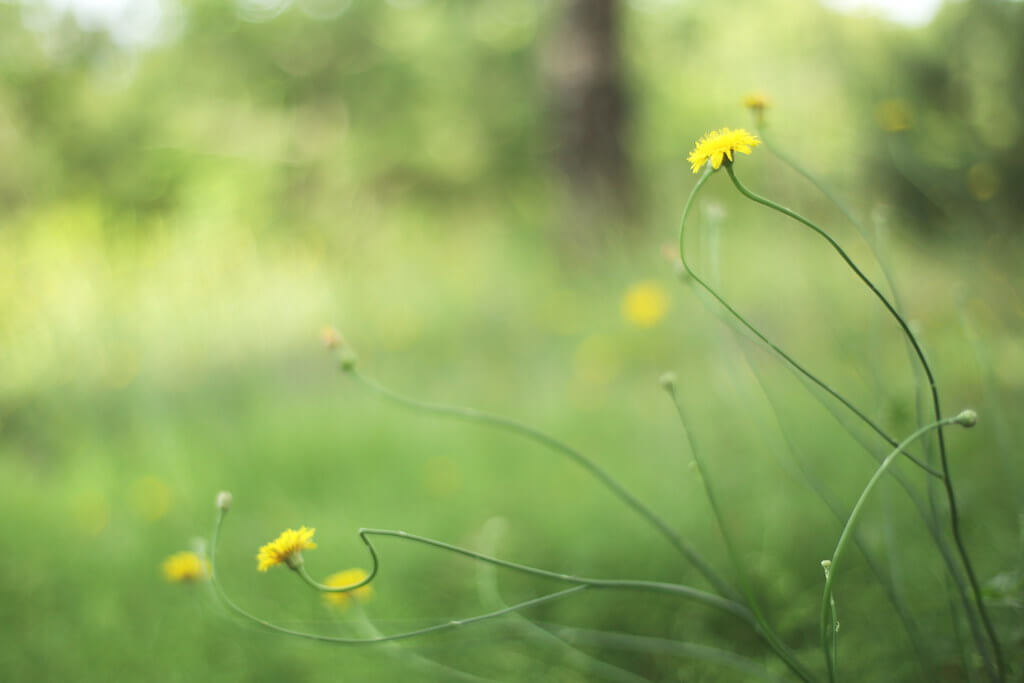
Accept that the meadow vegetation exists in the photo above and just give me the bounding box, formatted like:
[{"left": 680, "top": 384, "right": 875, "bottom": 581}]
[{"left": 2, "top": 1, "right": 1023, "bottom": 681}]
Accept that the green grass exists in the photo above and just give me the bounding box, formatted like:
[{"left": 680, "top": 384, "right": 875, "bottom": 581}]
[{"left": 1, "top": 188, "right": 1022, "bottom": 681}]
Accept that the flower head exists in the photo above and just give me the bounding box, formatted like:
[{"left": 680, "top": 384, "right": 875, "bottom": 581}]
[
  {"left": 622, "top": 281, "right": 668, "bottom": 327},
  {"left": 323, "top": 568, "right": 374, "bottom": 609},
  {"left": 162, "top": 551, "right": 209, "bottom": 583},
  {"left": 687, "top": 128, "right": 761, "bottom": 174},
  {"left": 257, "top": 526, "right": 317, "bottom": 572},
  {"left": 742, "top": 92, "right": 771, "bottom": 111}
]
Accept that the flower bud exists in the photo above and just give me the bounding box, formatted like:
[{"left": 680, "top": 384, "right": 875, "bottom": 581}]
[
  {"left": 953, "top": 409, "right": 977, "bottom": 428},
  {"left": 659, "top": 371, "right": 678, "bottom": 391},
  {"left": 216, "top": 490, "right": 233, "bottom": 511},
  {"left": 338, "top": 348, "right": 358, "bottom": 372}
]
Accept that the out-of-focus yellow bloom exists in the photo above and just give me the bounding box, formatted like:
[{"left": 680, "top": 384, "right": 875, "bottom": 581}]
[
  {"left": 321, "top": 326, "right": 343, "bottom": 350},
  {"left": 876, "top": 99, "right": 912, "bottom": 132},
  {"left": 257, "top": 526, "right": 317, "bottom": 572},
  {"left": 622, "top": 282, "right": 668, "bottom": 327},
  {"left": 162, "top": 551, "right": 209, "bottom": 583},
  {"left": 688, "top": 128, "right": 761, "bottom": 174},
  {"left": 743, "top": 92, "right": 771, "bottom": 111},
  {"left": 743, "top": 93, "right": 771, "bottom": 127},
  {"left": 323, "top": 568, "right": 374, "bottom": 609}
]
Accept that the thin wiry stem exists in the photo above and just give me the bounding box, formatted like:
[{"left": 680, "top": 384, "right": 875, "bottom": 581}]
[
  {"left": 663, "top": 382, "right": 811, "bottom": 682},
  {"left": 212, "top": 505, "right": 816, "bottom": 680},
  {"left": 349, "top": 530, "right": 814, "bottom": 681},
  {"left": 726, "top": 164, "right": 1005, "bottom": 682},
  {"left": 677, "top": 167, "right": 940, "bottom": 479},
  {"left": 821, "top": 417, "right": 958, "bottom": 682},
  {"left": 474, "top": 518, "right": 655, "bottom": 683},
  {"left": 209, "top": 507, "right": 589, "bottom": 644},
  {"left": 345, "top": 368, "right": 738, "bottom": 601},
  {"left": 735, "top": 338, "right": 933, "bottom": 676}
]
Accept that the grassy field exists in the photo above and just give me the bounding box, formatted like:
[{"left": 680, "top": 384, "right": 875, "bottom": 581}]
[{"left": 3, "top": 168, "right": 1023, "bottom": 681}]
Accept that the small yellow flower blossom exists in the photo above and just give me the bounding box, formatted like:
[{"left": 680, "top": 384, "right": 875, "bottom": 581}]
[
  {"left": 688, "top": 128, "right": 761, "bottom": 174},
  {"left": 257, "top": 526, "right": 317, "bottom": 572},
  {"left": 321, "top": 326, "right": 343, "bottom": 350},
  {"left": 622, "top": 281, "right": 668, "bottom": 327},
  {"left": 162, "top": 551, "right": 209, "bottom": 583},
  {"left": 743, "top": 92, "right": 771, "bottom": 127},
  {"left": 742, "top": 92, "right": 771, "bottom": 111},
  {"left": 323, "top": 568, "right": 375, "bottom": 609}
]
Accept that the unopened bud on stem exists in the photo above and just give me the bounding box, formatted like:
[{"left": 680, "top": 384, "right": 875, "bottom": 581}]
[
  {"left": 216, "top": 491, "right": 233, "bottom": 511},
  {"left": 953, "top": 409, "right": 977, "bottom": 428}
]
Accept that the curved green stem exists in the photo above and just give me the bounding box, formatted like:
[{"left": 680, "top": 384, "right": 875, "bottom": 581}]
[
  {"left": 346, "top": 369, "right": 738, "bottom": 600},
  {"left": 209, "top": 507, "right": 588, "bottom": 644},
  {"left": 820, "top": 417, "right": 957, "bottom": 682},
  {"left": 355, "top": 528, "right": 750, "bottom": 619},
  {"left": 677, "top": 168, "right": 940, "bottom": 479},
  {"left": 213, "top": 505, "right": 815, "bottom": 681},
  {"left": 740, "top": 342, "right": 934, "bottom": 676},
  {"left": 474, "top": 518, "right": 655, "bottom": 683},
  {"left": 726, "top": 165, "right": 1005, "bottom": 682},
  {"left": 354, "top": 529, "right": 814, "bottom": 682},
  {"left": 663, "top": 383, "right": 810, "bottom": 680}
]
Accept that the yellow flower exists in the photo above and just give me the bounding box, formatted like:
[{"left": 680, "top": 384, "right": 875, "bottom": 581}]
[
  {"left": 257, "top": 526, "right": 317, "bottom": 572},
  {"left": 742, "top": 92, "right": 771, "bottom": 110},
  {"left": 687, "top": 128, "right": 761, "bottom": 174},
  {"left": 162, "top": 551, "right": 209, "bottom": 583},
  {"left": 323, "top": 568, "right": 375, "bottom": 609},
  {"left": 622, "top": 281, "right": 668, "bottom": 328}
]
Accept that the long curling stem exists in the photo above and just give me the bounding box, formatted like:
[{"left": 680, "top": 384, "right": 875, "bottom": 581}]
[
  {"left": 677, "top": 169, "right": 940, "bottom": 479},
  {"left": 726, "top": 165, "right": 1005, "bottom": 682},
  {"left": 821, "top": 417, "right": 956, "bottom": 682},
  {"left": 345, "top": 369, "right": 738, "bottom": 601}
]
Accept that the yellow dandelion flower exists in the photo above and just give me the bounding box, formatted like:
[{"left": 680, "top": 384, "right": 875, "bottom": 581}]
[
  {"left": 323, "top": 568, "right": 374, "bottom": 609},
  {"left": 742, "top": 92, "right": 771, "bottom": 110},
  {"left": 688, "top": 128, "right": 761, "bottom": 174},
  {"left": 162, "top": 551, "right": 209, "bottom": 583},
  {"left": 622, "top": 281, "right": 668, "bottom": 328},
  {"left": 257, "top": 526, "right": 317, "bottom": 572}
]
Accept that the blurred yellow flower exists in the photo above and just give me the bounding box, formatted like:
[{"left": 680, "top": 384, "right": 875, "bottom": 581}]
[
  {"left": 323, "top": 568, "right": 374, "bottom": 609},
  {"left": 162, "top": 551, "right": 208, "bottom": 583},
  {"left": 257, "top": 526, "right": 317, "bottom": 572},
  {"left": 688, "top": 128, "right": 761, "bottom": 174},
  {"left": 622, "top": 282, "right": 668, "bottom": 327},
  {"left": 742, "top": 92, "right": 771, "bottom": 110},
  {"left": 321, "top": 325, "right": 343, "bottom": 350}
]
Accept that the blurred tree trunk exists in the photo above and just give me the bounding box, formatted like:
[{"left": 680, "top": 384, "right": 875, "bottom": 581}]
[{"left": 543, "top": 0, "right": 633, "bottom": 233}]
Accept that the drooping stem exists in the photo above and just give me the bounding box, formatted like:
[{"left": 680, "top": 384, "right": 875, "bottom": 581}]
[
  {"left": 211, "top": 505, "right": 818, "bottom": 679},
  {"left": 662, "top": 381, "right": 810, "bottom": 680},
  {"left": 820, "top": 417, "right": 957, "bottom": 682},
  {"left": 676, "top": 168, "right": 940, "bottom": 479},
  {"left": 346, "top": 368, "right": 738, "bottom": 600},
  {"left": 209, "top": 506, "right": 589, "bottom": 644},
  {"left": 726, "top": 164, "right": 1004, "bottom": 682}
]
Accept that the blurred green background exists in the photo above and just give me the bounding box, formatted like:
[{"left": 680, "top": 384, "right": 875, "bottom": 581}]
[{"left": 2, "top": 0, "right": 1023, "bottom": 681}]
